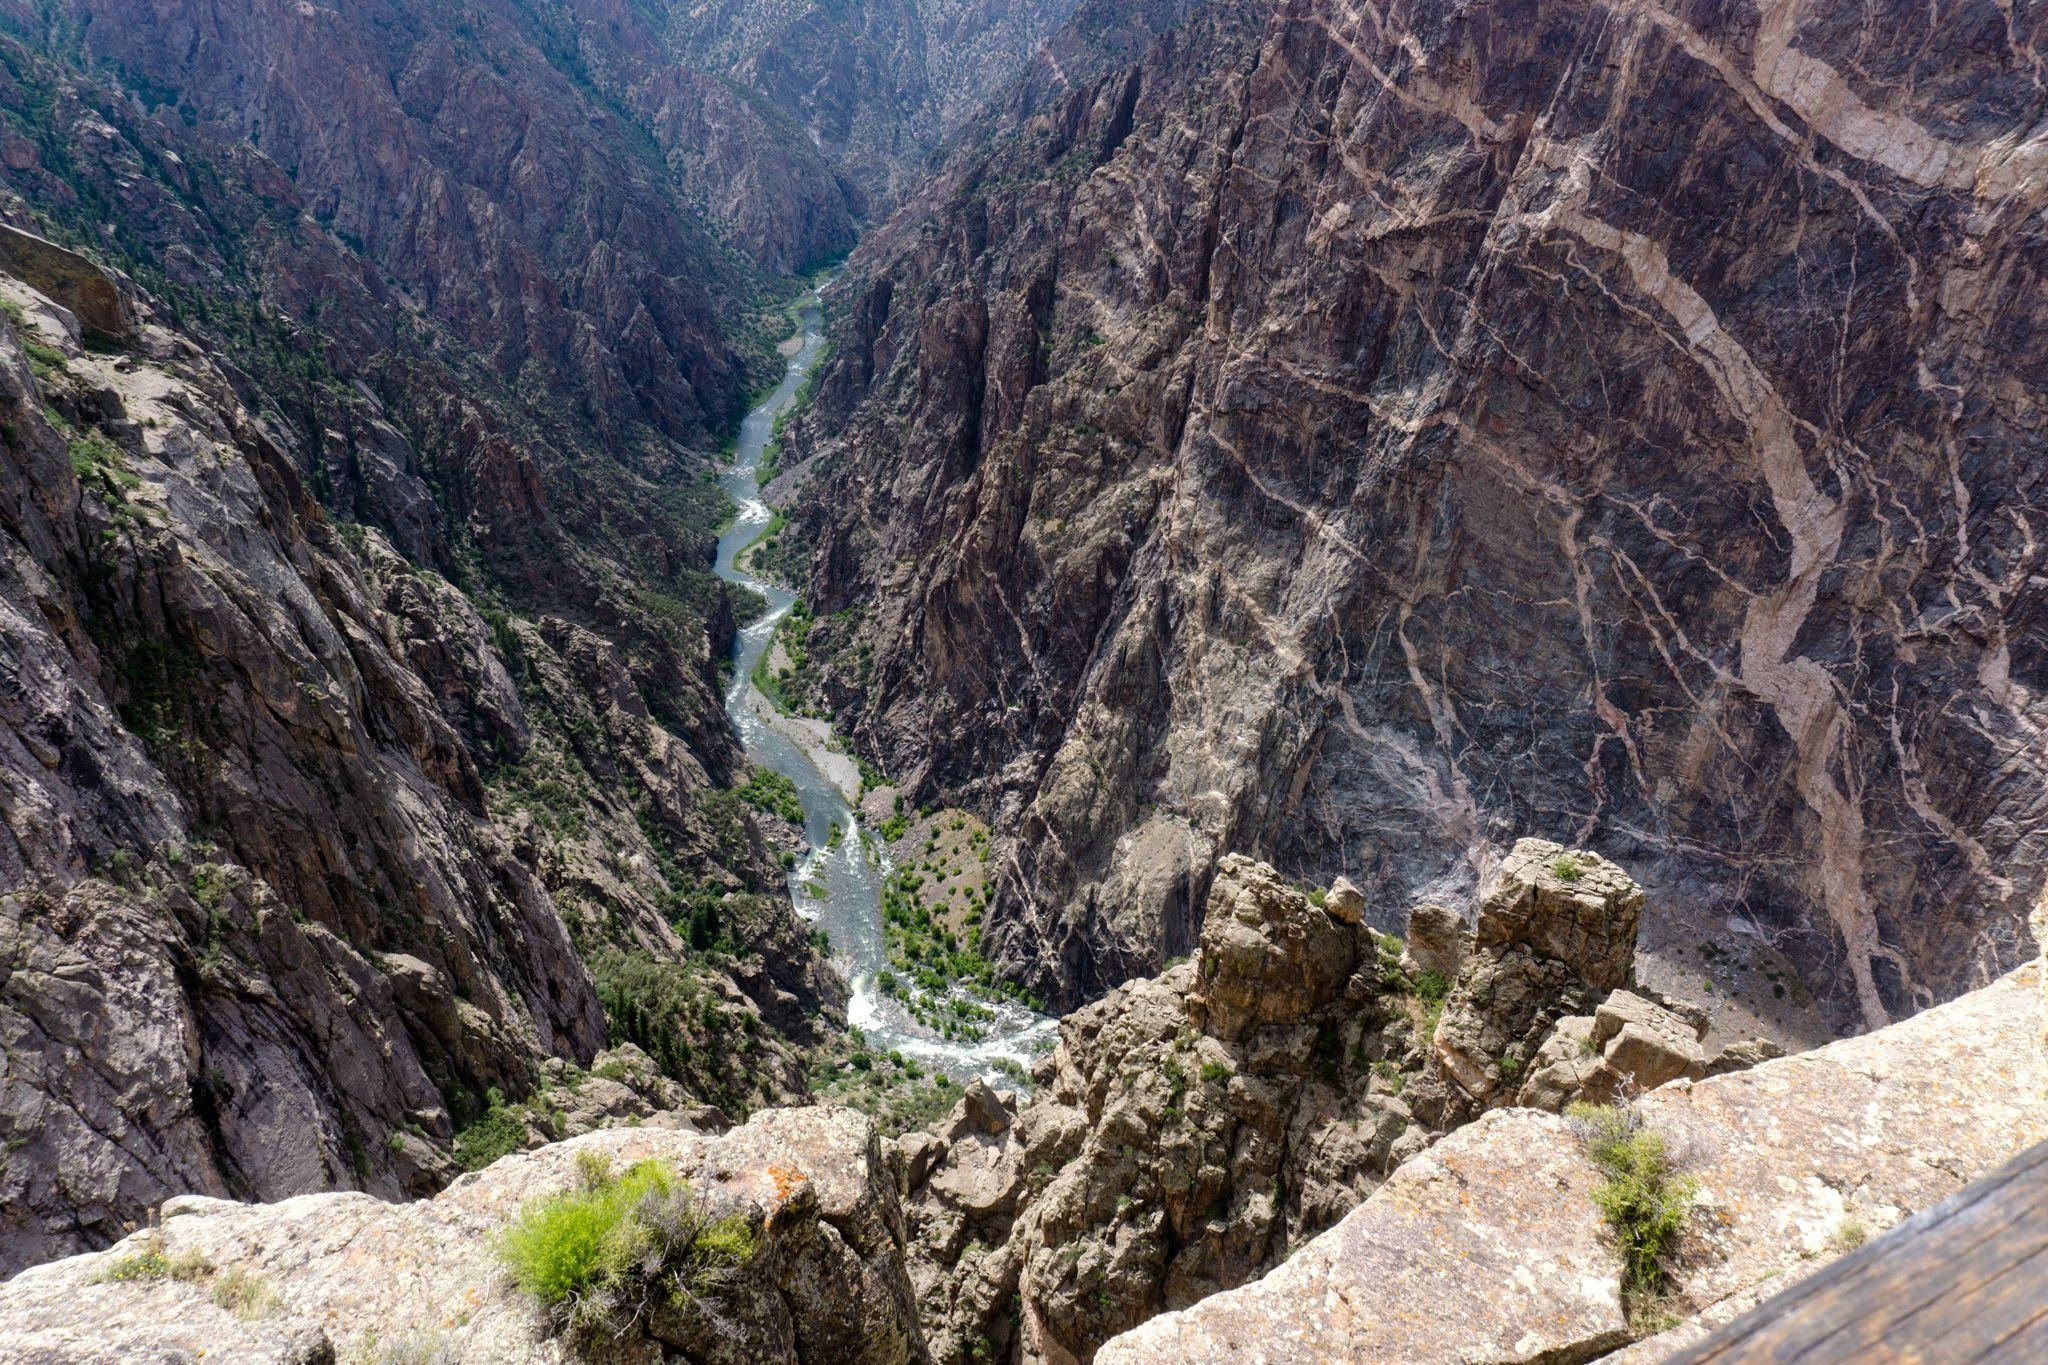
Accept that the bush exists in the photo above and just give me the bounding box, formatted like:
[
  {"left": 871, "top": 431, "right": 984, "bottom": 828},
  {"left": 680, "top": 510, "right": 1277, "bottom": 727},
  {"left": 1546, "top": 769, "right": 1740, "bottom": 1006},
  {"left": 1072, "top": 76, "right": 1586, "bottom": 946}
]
[
  {"left": 1566, "top": 1103, "right": 1696, "bottom": 1318},
  {"left": 210, "top": 1266, "right": 281, "bottom": 1320},
  {"left": 497, "top": 1156, "right": 760, "bottom": 1335},
  {"left": 1552, "top": 853, "right": 1585, "bottom": 882},
  {"left": 453, "top": 1090, "right": 528, "bottom": 1172}
]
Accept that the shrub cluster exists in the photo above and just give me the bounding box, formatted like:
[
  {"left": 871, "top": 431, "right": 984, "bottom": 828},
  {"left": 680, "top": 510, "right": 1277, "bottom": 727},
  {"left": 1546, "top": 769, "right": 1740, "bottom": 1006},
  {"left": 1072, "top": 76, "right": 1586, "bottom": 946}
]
[
  {"left": 1566, "top": 1102, "right": 1696, "bottom": 1323},
  {"left": 497, "top": 1154, "right": 760, "bottom": 1336}
]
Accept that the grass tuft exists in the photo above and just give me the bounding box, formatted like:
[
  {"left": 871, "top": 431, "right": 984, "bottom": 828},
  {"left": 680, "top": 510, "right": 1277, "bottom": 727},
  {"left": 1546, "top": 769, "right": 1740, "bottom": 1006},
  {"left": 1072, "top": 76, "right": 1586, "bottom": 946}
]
[
  {"left": 210, "top": 1265, "right": 281, "bottom": 1320},
  {"left": 1567, "top": 1102, "right": 1696, "bottom": 1327}
]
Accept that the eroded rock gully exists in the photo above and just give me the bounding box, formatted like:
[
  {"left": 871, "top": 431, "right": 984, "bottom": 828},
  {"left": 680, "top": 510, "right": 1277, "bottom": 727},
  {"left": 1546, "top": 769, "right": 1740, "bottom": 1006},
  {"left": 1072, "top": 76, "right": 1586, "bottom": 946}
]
[
  {"left": 777, "top": 0, "right": 2048, "bottom": 1029},
  {"left": 888, "top": 841, "right": 1780, "bottom": 1364}
]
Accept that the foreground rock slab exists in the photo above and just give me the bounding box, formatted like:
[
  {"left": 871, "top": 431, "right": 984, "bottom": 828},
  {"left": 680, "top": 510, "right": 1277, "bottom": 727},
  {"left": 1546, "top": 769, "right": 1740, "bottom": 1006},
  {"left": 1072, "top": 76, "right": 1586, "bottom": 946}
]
[
  {"left": 0, "top": 1107, "right": 925, "bottom": 1364},
  {"left": 1099, "top": 963, "right": 2046, "bottom": 1363}
]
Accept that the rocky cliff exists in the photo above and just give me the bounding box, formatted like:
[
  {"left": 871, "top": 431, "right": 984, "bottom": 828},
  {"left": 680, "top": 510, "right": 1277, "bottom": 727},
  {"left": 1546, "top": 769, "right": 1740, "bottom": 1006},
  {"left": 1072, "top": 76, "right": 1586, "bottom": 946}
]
[
  {"left": 0, "top": 248, "right": 834, "bottom": 1275},
  {"left": 775, "top": 0, "right": 2048, "bottom": 1027},
  {"left": 0, "top": 1106, "right": 927, "bottom": 1364},
  {"left": 661, "top": 0, "right": 1086, "bottom": 203},
  {"left": 886, "top": 842, "right": 1781, "bottom": 1363}
]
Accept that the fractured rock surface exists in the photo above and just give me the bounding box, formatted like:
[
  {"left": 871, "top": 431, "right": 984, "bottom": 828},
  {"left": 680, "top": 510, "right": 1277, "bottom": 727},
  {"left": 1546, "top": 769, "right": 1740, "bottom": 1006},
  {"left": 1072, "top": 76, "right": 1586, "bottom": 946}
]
[
  {"left": 781, "top": 0, "right": 2048, "bottom": 1030},
  {"left": 0, "top": 1107, "right": 928, "bottom": 1364},
  {"left": 1098, "top": 961, "right": 2048, "bottom": 1363}
]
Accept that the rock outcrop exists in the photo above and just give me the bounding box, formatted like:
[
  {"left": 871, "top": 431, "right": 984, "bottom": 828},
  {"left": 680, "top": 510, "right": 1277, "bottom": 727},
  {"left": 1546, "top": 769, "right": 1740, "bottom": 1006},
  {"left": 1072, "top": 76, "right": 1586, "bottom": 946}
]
[
  {"left": 0, "top": 265, "right": 832, "bottom": 1274},
  {"left": 1099, "top": 959, "right": 2048, "bottom": 1363},
  {"left": 0, "top": 1107, "right": 928, "bottom": 1364},
  {"left": 892, "top": 846, "right": 1780, "bottom": 1363},
  {"left": 778, "top": 0, "right": 2048, "bottom": 1029},
  {"left": 888, "top": 847, "right": 1785, "bottom": 1358},
  {"left": 894, "top": 856, "right": 1431, "bottom": 1363}
]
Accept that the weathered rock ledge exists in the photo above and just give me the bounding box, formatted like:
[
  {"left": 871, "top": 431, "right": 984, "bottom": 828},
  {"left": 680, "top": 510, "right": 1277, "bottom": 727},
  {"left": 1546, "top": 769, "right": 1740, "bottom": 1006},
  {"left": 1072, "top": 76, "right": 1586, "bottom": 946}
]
[
  {"left": 0, "top": 1107, "right": 927, "bottom": 1364},
  {"left": 1097, "top": 961, "right": 2047, "bottom": 1363}
]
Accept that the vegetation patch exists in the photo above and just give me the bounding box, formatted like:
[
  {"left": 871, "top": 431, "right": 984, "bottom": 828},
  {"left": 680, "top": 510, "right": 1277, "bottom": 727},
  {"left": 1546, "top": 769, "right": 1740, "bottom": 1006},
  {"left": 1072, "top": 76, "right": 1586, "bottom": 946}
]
[
  {"left": 592, "top": 949, "right": 773, "bottom": 1118},
  {"left": 737, "top": 765, "right": 803, "bottom": 825},
  {"left": 452, "top": 1088, "right": 539, "bottom": 1172},
  {"left": 95, "top": 1239, "right": 213, "bottom": 1285},
  {"left": 1567, "top": 1102, "right": 1696, "bottom": 1327},
  {"left": 209, "top": 1265, "right": 281, "bottom": 1320},
  {"left": 1552, "top": 853, "right": 1585, "bottom": 882},
  {"left": 497, "top": 1154, "right": 759, "bottom": 1336},
  {"left": 807, "top": 1034, "right": 962, "bottom": 1137},
  {"left": 878, "top": 809, "right": 1038, "bottom": 1041},
  {"left": 750, "top": 597, "right": 828, "bottom": 718}
]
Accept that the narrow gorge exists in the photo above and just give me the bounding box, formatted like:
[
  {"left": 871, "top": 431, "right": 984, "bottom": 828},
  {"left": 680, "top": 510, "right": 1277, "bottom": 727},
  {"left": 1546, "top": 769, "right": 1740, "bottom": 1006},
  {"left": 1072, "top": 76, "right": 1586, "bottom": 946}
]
[{"left": 0, "top": 0, "right": 2044, "bottom": 1360}]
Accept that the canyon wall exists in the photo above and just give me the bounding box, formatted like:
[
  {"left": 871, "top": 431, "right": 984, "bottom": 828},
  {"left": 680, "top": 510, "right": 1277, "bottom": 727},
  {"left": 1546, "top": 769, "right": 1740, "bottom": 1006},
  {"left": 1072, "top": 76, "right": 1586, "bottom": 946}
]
[{"left": 779, "top": 0, "right": 2048, "bottom": 1025}]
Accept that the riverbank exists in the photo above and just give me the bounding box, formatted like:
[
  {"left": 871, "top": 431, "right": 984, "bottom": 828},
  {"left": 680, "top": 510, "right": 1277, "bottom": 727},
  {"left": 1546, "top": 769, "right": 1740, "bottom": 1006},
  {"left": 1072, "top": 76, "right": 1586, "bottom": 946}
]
[{"left": 710, "top": 281, "right": 1055, "bottom": 1084}]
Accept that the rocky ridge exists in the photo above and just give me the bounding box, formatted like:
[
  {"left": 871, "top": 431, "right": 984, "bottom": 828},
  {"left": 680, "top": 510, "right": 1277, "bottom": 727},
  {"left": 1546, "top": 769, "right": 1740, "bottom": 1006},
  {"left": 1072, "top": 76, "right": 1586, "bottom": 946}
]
[
  {"left": 0, "top": 1106, "right": 927, "bottom": 1364},
  {"left": 889, "top": 841, "right": 1777, "bottom": 1363},
  {"left": 0, "top": 251, "right": 833, "bottom": 1275},
  {"left": 1099, "top": 956, "right": 2048, "bottom": 1362},
  {"left": 775, "top": 0, "right": 2048, "bottom": 1030}
]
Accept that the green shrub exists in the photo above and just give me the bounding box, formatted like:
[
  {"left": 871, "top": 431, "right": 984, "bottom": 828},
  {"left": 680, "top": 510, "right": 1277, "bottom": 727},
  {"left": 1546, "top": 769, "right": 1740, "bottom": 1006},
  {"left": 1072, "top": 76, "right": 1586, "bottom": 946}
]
[
  {"left": 497, "top": 1157, "right": 760, "bottom": 1335},
  {"left": 452, "top": 1090, "right": 527, "bottom": 1172},
  {"left": 691, "top": 1215, "right": 759, "bottom": 1268},
  {"left": 1552, "top": 853, "right": 1584, "bottom": 882},
  {"left": 1566, "top": 1103, "right": 1696, "bottom": 1320},
  {"left": 1199, "top": 1060, "right": 1232, "bottom": 1084},
  {"left": 24, "top": 338, "right": 66, "bottom": 376},
  {"left": 500, "top": 1158, "right": 676, "bottom": 1307}
]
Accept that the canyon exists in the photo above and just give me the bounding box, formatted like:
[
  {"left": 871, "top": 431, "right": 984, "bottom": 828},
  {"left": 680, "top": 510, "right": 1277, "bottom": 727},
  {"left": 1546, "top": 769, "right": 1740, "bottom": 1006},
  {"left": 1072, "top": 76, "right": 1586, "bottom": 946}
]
[
  {"left": 773, "top": 0, "right": 2048, "bottom": 1039},
  {"left": 0, "top": 0, "right": 2045, "bottom": 1360}
]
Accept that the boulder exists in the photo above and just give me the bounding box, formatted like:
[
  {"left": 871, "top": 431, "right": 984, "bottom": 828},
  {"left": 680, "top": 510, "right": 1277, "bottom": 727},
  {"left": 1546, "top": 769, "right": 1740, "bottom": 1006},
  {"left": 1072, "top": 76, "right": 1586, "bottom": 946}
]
[
  {"left": 1474, "top": 839, "right": 1643, "bottom": 994},
  {"left": 1516, "top": 1014, "right": 1600, "bottom": 1111},
  {"left": 1324, "top": 876, "right": 1366, "bottom": 924},
  {"left": 1402, "top": 902, "right": 1467, "bottom": 981},
  {"left": 1188, "top": 855, "right": 1363, "bottom": 1040},
  {"left": 0, "top": 224, "right": 132, "bottom": 338}
]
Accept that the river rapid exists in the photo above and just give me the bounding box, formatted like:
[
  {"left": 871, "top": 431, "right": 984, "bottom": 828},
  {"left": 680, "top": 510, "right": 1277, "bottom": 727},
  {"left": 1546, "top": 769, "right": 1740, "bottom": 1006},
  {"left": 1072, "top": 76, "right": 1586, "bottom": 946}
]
[{"left": 712, "top": 284, "right": 1055, "bottom": 1083}]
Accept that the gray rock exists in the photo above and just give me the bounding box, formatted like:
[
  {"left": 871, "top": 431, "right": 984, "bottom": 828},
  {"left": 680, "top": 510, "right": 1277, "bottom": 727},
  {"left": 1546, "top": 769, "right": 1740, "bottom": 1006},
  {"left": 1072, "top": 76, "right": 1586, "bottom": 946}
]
[
  {"left": 1324, "top": 876, "right": 1366, "bottom": 924},
  {"left": 1188, "top": 855, "right": 1364, "bottom": 1040},
  {"left": 0, "top": 1111, "right": 925, "bottom": 1364},
  {"left": 1475, "top": 840, "right": 1643, "bottom": 995},
  {"left": 1102, "top": 964, "right": 2048, "bottom": 1365},
  {"left": 1402, "top": 902, "right": 1467, "bottom": 982},
  {"left": 1705, "top": 1038, "right": 1789, "bottom": 1076}
]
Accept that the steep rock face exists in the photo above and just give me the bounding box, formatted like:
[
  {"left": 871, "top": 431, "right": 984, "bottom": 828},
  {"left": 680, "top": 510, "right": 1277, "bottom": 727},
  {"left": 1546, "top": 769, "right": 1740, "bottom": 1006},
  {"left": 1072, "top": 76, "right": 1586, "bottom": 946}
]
[
  {"left": 893, "top": 865, "right": 1423, "bottom": 1363},
  {"left": 889, "top": 852, "right": 1739, "bottom": 1364},
  {"left": 60, "top": 0, "right": 749, "bottom": 446},
  {"left": 0, "top": 1109, "right": 928, "bottom": 1364},
  {"left": 663, "top": 0, "right": 1086, "bottom": 201},
  {"left": 780, "top": 0, "right": 2048, "bottom": 1025},
  {"left": 0, "top": 265, "right": 833, "bottom": 1274},
  {"left": 1099, "top": 959, "right": 2048, "bottom": 1363}
]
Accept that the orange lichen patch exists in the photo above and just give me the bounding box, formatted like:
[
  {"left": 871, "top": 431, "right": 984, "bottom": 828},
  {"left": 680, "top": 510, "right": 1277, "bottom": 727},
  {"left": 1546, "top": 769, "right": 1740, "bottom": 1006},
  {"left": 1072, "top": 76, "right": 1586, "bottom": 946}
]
[{"left": 763, "top": 1164, "right": 811, "bottom": 1230}]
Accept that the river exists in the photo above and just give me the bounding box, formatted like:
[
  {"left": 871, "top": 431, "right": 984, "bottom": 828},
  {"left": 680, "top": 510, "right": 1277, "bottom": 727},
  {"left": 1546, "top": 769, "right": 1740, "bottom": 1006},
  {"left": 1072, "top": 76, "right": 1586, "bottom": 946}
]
[{"left": 713, "top": 283, "right": 1056, "bottom": 1083}]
